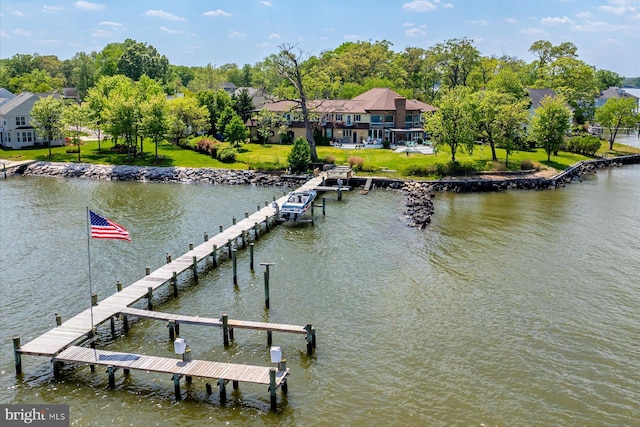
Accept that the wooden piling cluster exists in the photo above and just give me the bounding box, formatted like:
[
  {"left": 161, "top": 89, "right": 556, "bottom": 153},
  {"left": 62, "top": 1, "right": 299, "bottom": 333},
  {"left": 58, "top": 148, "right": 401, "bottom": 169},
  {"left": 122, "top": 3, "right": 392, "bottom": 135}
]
[{"left": 12, "top": 175, "right": 330, "bottom": 410}]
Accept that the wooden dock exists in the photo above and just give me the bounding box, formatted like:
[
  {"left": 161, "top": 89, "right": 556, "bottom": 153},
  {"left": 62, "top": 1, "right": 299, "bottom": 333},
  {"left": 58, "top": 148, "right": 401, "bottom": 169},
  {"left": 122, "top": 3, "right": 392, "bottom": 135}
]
[
  {"left": 13, "top": 174, "right": 330, "bottom": 409},
  {"left": 53, "top": 346, "right": 289, "bottom": 406}
]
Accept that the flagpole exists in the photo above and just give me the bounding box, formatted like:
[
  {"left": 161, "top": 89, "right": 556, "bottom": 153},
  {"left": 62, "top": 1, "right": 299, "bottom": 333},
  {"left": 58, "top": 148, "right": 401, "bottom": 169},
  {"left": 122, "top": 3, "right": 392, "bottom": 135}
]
[{"left": 86, "top": 207, "right": 96, "bottom": 360}]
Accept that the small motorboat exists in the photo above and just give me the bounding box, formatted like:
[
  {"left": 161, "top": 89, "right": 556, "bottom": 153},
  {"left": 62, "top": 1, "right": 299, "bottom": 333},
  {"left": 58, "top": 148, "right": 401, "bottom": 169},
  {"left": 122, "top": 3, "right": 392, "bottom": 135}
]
[{"left": 279, "top": 190, "right": 317, "bottom": 222}]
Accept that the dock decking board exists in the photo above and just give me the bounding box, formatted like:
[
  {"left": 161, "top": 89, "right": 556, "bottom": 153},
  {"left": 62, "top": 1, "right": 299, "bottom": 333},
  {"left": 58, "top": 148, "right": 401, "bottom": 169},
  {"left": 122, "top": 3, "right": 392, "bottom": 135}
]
[{"left": 54, "top": 346, "right": 288, "bottom": 386}]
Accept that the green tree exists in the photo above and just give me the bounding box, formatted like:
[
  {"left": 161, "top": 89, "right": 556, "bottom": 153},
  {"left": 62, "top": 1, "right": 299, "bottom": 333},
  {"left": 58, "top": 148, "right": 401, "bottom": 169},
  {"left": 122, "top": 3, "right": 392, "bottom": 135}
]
[
  {"left": 256, "top": 109, "right": 280, "bottom": 143},
  {"left": 30, "top": 95, "right": 64, "bottom": 156},
  {"left": 232, "top": 88, "right": 255, "bottom": 122},
  {"left": 68, "top": 52, "right": 96, "bottom": 99},
  {"left": 117, "top": 41, "right": 169, "bottom": 82},
  {"left": 224, "top": 115, "right": 249, "bottom": 148},
  {"left": 196, "top": 89, "right": 232, "bottom": 136},
  {"left": 427, "top": 37, "right": 480, "bottom": 88},
  {"left": 474, "top": 90, "right": 529, "bottom": 162},
  {"left": 595, "top": 69, "right": 623, "bottom": 92},
  {"left": 140, "top": 94, "right": 169, "bottom": 162},
  {"left": 530, "top": 94, "right": 572, "bottom": 161},
  {"left": 62, "top": 102, "right": 90, "bottom": 162},
  {"left": 595, "top": 97, "right": 639, "bottom": 150},
  {"left": 425, "top": 86, "right": 477, "bottom": 163},
  {"left": 167, "top": 97, "right": 210, "bottom": 143},
  {"left": 395, "top": 47, "right": 440, "bottom": 103},
  {"left": 288, "top": 137, "right": 311, "bottom": 173},
  {"left": 216, "top": 106, "right": 237, "bottom": 140}
]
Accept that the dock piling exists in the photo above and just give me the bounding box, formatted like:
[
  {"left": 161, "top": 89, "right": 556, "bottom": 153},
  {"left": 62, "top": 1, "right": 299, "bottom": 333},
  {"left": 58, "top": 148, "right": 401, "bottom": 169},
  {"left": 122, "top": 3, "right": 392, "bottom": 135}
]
[
  {"left": 116, "top": 281, "right": 122, "bottom": 292},
  {"left": 172, "top": 272, "right": 178, "bottom": 297},
  {"left": 261, "top": 262, "right": 275, "bottom": 309},
  {"left": 12, "top": 336, "right": 21, "bottom": 375},
  {"left": 232, "top": 249, "right": 238, "bottom": 286},
  {"left": 107, "top": 366, "right": 116, "bottom": 389},
  {"left": 173, "top": 373, "right": 181, "bottom": 401},
  {"left": 249, "top": 243, "right": 254, "bottom": 271},
  {"left": 166, "top": 253, "right": 171, "bottom": 263},
  {"left": 218, "top": 379, "right": 227, "bottom": 404},
  {"left": 145, "top": 266, "right": 150, "bottom": 275},
  {"left": 212, "top": 244, "right": 218, "bottom": 267},
  {"left": 192, "top": 256, "right": 198, "bottom": 282},
  {"left": 91, "top": 293, "right": 98, "bottom": 306},
  {"left": 204, "top": 232, "right": 208, "bottom": 242},
  {"left": 55, "top": 313, "right": 62, "bottom": 326},
  {"left": 222, "top": 314, "right": 229, "bottom": 346},
  {"left": 269, "top": 368, "right": 277, "bottom": 410},
  {"left": 147, "top": 287, "right": 153, "bottom": 311}
]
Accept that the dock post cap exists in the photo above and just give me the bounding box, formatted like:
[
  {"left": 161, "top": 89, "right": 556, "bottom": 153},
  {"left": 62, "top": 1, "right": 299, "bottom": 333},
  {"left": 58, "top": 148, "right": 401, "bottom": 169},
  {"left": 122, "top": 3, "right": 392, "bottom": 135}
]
[{"left": 260, "top": 262, "right": 276, "bottom": 266}]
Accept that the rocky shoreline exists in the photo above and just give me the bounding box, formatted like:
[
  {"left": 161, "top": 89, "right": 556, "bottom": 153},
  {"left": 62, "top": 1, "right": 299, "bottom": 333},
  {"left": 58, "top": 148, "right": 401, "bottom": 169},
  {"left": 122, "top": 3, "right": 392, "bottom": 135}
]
[{"left": 20, "top": 161, "right": 305, "bottom": 187}]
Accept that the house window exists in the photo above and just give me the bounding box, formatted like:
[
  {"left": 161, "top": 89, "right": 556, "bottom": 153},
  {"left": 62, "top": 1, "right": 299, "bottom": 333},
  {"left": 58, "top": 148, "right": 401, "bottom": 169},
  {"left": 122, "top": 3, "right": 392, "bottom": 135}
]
[
  {"left": 27, "top": 132, "right": 33, "bottom": 142},
  {"left": 326, "top": 114, "right": 334, "bottom": 121},
  {"left": 353, "top": 114, "right": 361, "bottom": 122},
  {"left": 23, "top": 132, "right": 28, "bottom": 142},
  {"left": 385, "top": 115, "right": 394, "bottom": 124},
  {"left": 17, "top": 132, "right": 21, "bottom": 142},
  {"left": 285, "top": 113, "right": 291, "bottom": 123},
  {"left": 405, "top": 114, "right": 413, "bottom": 127},
  {"left": 369, "top": 129, "right": 383, "bottom": 140},
  {"left": 346, "top": 115, "right": 352, "bottom": 126},
  {"left": 343, "top": 129, "right": 352, "bottom": 137},
  {"left": 335, "top": 114, "right": 343, "bottom": 122},
  {"left": 371, "top": 115, "right": 382, "bottom": 125},
  {"left": 15, "top": 116, "right": 26, "bottom": 126}
]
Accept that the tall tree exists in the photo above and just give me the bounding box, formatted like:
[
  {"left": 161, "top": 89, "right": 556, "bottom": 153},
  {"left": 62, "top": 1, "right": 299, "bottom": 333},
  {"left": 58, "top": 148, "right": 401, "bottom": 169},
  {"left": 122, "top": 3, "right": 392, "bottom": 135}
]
[
  {"left": 231, "top": 88, "right": 255, "bottom": 122},
  {"left": 428, "top": 37, "right": 480, "bottom": 88},
  {"left": 270, "top": 44, "right": 318, "bottom": 162},
  {"left": 474, "top": 90, "right": 529, "bottom": 162},
  {"left": 140, "top": 94, "right": 169, "bottom": 163},
  {"left": 595, "top": 69, "right": 623, "bottom": 92},
  {"left": 530, "top": 94, "right": 572, "bottom": 161},
  {"left": 117, "top": 41, "right": 169, "bottom": 82},
  {"left": 68, "top": 52, "right": 96, "bottom": 99},
  {"left": 167, "top": 97, "right": 210, "bottom": 144},
  {"left": 62, "top": 103, "right": 90, "bottom": 162},
  {"left": 30, "top": 95, "right": 64, "bottom": 157},
  {"left": 595, "top": 97, "right": 639, "bottom": 150},
  {"left": 425, "top": 86, "right": 477, "bottom": 163}
]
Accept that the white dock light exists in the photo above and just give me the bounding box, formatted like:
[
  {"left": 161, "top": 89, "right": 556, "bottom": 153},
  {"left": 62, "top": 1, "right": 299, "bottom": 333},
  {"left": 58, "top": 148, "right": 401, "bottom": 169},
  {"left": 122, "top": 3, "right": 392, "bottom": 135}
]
[
  {"left": 270, "top": 346, "right": 282, "bottom": 363},
  {"left": 174, "top": 338, "right": 186, "bottom": 355}
]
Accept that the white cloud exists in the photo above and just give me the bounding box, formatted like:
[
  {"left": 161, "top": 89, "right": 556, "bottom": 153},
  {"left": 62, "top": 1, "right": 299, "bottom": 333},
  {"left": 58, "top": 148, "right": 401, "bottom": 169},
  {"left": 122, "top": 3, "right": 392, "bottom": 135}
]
[
  {"left": 403, "top": 1, "right": 437, "bottom": 12},
  {"left": 505, "top": 17, "right": 518, "bottom": 24},
  {"left": 99, "top": 21, "right": 123, "bottom": 27},
  {"left": 1, "top": 30, "right": 9, "bottom": 38},
  {"left": 42, "top": 5, "right": 63, "bottom": 14},
  {"left": 203, "top": 9, "right": 232, "bottom": 17},
  {"left": 74, "top": 1, "right": 106, "bottom": 11},
  {"left": 41, "top": 39, "right": 60, "bottom": 45},
  {"left": 468, "top": 19, "right": 489, "bottom": 26},
  {"left": 259, "top": 1, "right": 272, "bottom": 6},
  {"left": 229, "top": 30, "right": 246, "bottom": 38},
  {"left": 145, "top": 9, "right": 186, "bottom": 21},
  {"left": 160, "top": 26, "right": 182, "bottom": 35},
  {"left": 91, "top": 29, "right": 112, "bottom": 38},
  {"left": 519, "top": 27, "right": 547, "bottom": 35},
  {"left": 13, "top": 28, "right": 32, "bottom": 36},
  {"left": 268, "top": 33, "right": 281, "bottom": 40},
  {"left": 344, "top": 34, "right": 361, "bottom": 40},
  {"left": 541, "top": 16, "right": 574, "bottom": 25},
  {"left": 405, "top": 27, "right": 427, "bottom": 36},
  {"left": 12, "top": 10, "right": 26, "bottom": 16},
  {"left": 443, "top": 3, "right": 454, "bottom": 8},
  {"left": 571, "top": 20, "right": 631, "bottom": 33},
  {"left": 576, "top": 11, "right": 591, "bottom": 19}
]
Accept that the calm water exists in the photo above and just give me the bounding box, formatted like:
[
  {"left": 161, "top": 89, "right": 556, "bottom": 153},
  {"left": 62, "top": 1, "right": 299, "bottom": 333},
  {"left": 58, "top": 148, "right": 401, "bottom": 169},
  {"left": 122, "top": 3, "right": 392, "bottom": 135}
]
[{"left": 1, "top": 166, "right": 639, "bottom": 426}]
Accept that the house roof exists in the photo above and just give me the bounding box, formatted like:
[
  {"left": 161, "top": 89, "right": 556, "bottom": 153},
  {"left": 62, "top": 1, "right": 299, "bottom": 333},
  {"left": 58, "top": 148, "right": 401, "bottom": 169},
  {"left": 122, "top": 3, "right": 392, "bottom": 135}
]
[
  {"left": 598, "top": 87, "right": 639, "bottom": 100},
  {"left": 0, "top": 88, "right": 16, "bottom": 107},
  {"left": 526, "top": 88, "right": 558, "bottom": 110},
  {"left": 262, "top": 88, "right": 437, "bottom": 114},
  {"left": 0, "top": 91, "right": 60, "bottom": 115}
]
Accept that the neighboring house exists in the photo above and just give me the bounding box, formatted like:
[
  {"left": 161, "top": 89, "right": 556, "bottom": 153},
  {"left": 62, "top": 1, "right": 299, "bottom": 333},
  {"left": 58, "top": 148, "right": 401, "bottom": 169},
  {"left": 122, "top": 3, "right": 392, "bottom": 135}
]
[
  {"left": 0, "top": 88, "right": 16, "bottom": 108},
  {"left": 254, "top": 88, "right": 437, "bottom": 145},
  {"left": 524, "top": 88, "right": 573, "bottom": 132},
  {"left": 0, "top": 92, "right": 64, "bottom": 149},
  {"left": 62, "top": 87, "right": 80, "bottom": 103},
  {"left": 221, "top": 82, "right": 237, "bottom": 94},
  {"left": 595, "top": 87, "right": 640, "bottom": 113}
]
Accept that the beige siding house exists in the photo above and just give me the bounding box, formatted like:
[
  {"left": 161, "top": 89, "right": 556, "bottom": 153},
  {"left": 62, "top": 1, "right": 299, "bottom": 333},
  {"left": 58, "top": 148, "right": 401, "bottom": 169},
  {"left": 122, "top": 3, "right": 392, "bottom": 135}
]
[
  {"left": 0, "top": 92, "right": 64, "bottom": 149},
  {"left": 254, "top": 88, "right": 437, "bottom": 145}
]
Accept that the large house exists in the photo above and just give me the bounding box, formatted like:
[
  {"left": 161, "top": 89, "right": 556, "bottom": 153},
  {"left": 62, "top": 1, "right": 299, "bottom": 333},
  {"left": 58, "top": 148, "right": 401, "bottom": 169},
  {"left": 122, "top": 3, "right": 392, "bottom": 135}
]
[
  {"left": 0, "top": 91, "right": 64, "bottom": 149},
  {"left": 254, "top": 88, "right": 437, "bottom": 145},
  {"left": 596, "top": 87, "right": 640, "bottom": 113}
]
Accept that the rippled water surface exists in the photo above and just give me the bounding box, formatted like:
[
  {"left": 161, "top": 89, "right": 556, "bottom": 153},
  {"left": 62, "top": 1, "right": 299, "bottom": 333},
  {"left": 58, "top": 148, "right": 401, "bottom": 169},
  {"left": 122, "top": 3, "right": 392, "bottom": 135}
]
[{"left": 1, "top": 167, "right": 639, "bottom": 426}]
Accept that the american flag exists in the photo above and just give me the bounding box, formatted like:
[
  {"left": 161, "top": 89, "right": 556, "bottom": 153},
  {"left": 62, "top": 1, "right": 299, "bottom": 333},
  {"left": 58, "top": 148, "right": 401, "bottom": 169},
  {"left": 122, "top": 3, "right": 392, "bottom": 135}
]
[{"left": 89, "top": 210, "right": 131, "bottom": 241}]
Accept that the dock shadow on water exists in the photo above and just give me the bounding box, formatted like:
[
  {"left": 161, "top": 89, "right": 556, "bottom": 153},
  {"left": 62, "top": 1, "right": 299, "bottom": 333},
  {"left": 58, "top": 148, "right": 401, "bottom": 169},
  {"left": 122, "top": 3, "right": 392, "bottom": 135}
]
[{"left": 2, "top": 169, "right": 640, "bottom": 425}]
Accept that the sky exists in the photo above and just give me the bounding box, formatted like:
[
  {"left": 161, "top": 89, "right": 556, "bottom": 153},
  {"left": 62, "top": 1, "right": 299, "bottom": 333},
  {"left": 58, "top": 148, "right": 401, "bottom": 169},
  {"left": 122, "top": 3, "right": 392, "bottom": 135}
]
[{"left": 1, "top": 0, "right": 639, "bottom": 77}]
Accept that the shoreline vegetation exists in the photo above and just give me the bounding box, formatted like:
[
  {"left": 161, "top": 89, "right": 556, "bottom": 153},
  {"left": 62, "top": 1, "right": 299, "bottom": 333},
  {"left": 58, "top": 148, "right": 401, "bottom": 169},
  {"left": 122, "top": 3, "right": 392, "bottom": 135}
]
[{"left": 3, "top": 137, "right": 640, "bottom": 228}]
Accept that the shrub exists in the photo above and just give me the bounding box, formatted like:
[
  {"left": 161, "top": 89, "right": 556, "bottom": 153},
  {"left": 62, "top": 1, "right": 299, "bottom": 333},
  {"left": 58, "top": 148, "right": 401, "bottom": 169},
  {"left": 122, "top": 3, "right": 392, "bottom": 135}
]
[
  {"left": 287, "top": 137, "right": 311, "bottom": 173},
  {"left": 347, "top": 156, "right": 364, "bottom": 170},
  {"left": 564, "top": 135, "right": 601, "bottom": 156},
  {"left": 404, "top": 164, "right": 436, "bottom": 177},
  {"left": 382, "top": 140, "right": 390, "bottom": 149},
  {"left": 521, "top": 158, "right": 542, "bottom": 171},
  {"left": 65, "top": 147, "right": 79, "bottom": 154},
  {"left": 217, "top": 147, "right": 237, "bottom": 163},
  {"left": 324, "top": 155, "right": 336, "bottom": 164},
  {"left": 196, "top": 138, "right": 221, "bottom": 157},
  {"left": 489, "top": 161, "right": 507, "bottom": 171}
]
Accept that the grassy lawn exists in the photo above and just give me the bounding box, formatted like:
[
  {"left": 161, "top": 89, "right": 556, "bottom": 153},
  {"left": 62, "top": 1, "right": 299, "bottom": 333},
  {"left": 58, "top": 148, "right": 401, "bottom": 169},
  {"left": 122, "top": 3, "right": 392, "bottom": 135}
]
[{"left": 2, "top": 138, "right": 639, "bottom": 179}]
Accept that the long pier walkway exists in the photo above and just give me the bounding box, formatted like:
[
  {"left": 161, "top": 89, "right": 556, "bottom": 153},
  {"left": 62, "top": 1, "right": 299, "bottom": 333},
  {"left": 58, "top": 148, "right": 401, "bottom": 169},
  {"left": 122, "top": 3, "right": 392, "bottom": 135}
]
[{"left": 13, "top": 175, "right": 327, "bottom": 408}]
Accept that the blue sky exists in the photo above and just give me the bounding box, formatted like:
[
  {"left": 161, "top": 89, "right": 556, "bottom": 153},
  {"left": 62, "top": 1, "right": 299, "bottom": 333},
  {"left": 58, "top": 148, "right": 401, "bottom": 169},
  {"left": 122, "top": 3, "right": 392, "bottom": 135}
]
[{"left": 1, "top": 0, "right": 638, "bottom": 76}]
